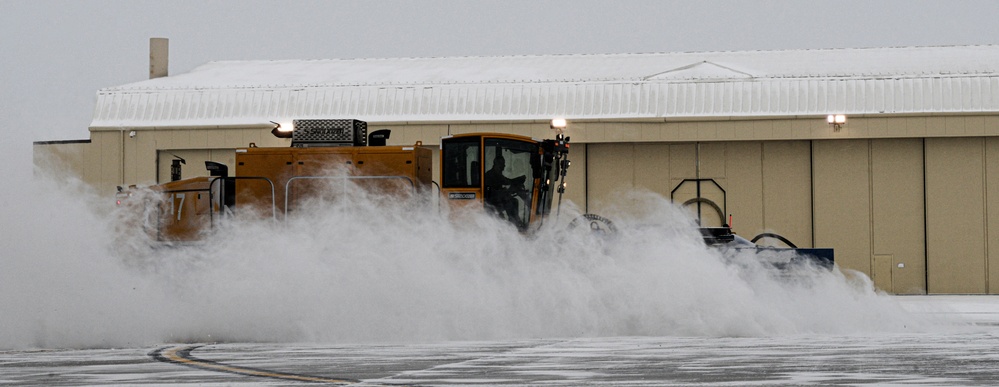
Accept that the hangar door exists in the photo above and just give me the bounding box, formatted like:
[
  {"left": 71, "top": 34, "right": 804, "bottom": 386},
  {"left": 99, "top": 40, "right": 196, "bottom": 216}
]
[
  {"left": 812, "top": 139, "right": 925, "bottom": 294},
  {"left": 924, "top": 137, "right": 999, "bottom": 295},
  {"left": 586, "top": 141, "right": 813, "bottom": 248}
]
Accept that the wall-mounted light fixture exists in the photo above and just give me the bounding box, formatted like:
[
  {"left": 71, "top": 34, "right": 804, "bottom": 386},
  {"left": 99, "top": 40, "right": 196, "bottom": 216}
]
[
  {"left": 128, "top": 130, "right": 136, "bottom": 138},
  {"left": 550, "top": 117, "right": 567, "bottom": 133},
  {"left": 827, "top": 114, "right": 846, "bottom": 131}
]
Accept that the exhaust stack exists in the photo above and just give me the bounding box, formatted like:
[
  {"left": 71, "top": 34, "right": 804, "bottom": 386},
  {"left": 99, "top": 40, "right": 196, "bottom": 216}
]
[{"left": 150, "top": 37, "right": 168, "bottom": 79}]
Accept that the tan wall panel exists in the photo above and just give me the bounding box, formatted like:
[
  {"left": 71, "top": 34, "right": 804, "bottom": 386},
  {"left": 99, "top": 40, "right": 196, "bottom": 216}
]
[
  {"left": 753, "top": 120, "right": 774, "bottom": 139},
  {"left": 634, "top": 143, "right": 671, "bottom": 198},
  {"left": 668, "top": 143, "right": 696, "bottom": 189},
  {"left": 136, "top": 133, "right": 158, "bottom": 184},
  {"left": 125, "top": 130, "right": 160, "bottom": 185},
  {"left": 588, "top": 142, "right": 677, "bottom": 219},
  {"left": 242, "top": 129, "right": 264, "bottom": 148},
  {"left": 905, "top": 117, "right": 928, "bottom": 137},
  {"left": 222, "top": 129, "right": 245, "bottom": 148},
  {"left": 587, "top": 143, "right": 635, "bottom": 216},
  {"left": 83, "top": 133, "right": 106, "bottom": 188},
  {"left": 32, "top": 142, "right": 86, "bottom": 180},
  {"left": 123, "top": 131, "right": 139, "bottom": 185},
  {"left": 98, "top": 131, "right": 123, "bottom": 191},
  {"left": 871, "top": 138, "right": 926, "bottom": 294},
  {"left": 697, "top": 142, "right": 727, "bottom": 179},
  {"left": 254, "top": 133, "right": 291, "bottom": 149},
  {"left": 813, "top": 140, "right": 872, "bottom": 275},
  {"left": 967, "top": 116, "right": 986, "bottom": 136},
  {"left": 986, "top": 117, "right": 999, "bottom": 136},
  {"left": 724, "top": 142, "right": 764, "bottom": 236},
  {"left": 206, "top": 128, "right": 226, "bottom": 148},
  {"left": 667, "top": 144, "right": 697, "bottom": 220},
  {"left": 169, "top": 129, "right": 192, "bottom": 149},
  {"left": 773, "top": 120, "right": 793, "bottom": 139},
  {"left": 762, "top": 141, "right": 812, "bottom": 248},
  {"left": 189, "top": 129, "right": 209, "bottom": 148},
  {"left": 987, "top": 138, "right": 999, "bottom": 293},
  {"left": 926, "top": 137, "right": 986, "bottom": 294},
  {"left": 716, "top": 122, "right": 737, "bottom": 140},
  {"left": 640, "top": 122, "right": 667, "bottom": 141},
  {"left": 172, "top": 128, "right": 227, "bottom": 149},
  {"left": 926, "top": 117, "right": 948, "bottom": 137},
  {"left": 605, "top": 123, "right": 644, "bottom": 143},
  {"left": 682, "top": 143, "right": 727, "bottom": 226},
  {"left": 872, "top": 254, "right": 894, "bottom": 291},
  {"left": 389, "top": 125, "right": 418, "bottom": 146},
  {"left": 401, "top": 125, "right": 447, "bottom": 146}
]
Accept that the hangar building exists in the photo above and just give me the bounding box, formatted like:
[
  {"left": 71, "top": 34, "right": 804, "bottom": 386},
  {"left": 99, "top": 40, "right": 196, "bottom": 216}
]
[{"left": 34, "top": 44, "right": 999, "bottom": 295}]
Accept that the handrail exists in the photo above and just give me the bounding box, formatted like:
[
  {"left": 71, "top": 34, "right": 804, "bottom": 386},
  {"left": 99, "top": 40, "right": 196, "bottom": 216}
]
[
  {"left": 209, "top": 176, "right": 277, "bottom": 220},
  {"left": 670, "top": 178, "right": 728, "bottom": 226},
  {"left": 284, "top": 175, "right": 417, "bottom": 217},
  {"left": 431, "top": 180, "right": 442, "bottom": 213}
]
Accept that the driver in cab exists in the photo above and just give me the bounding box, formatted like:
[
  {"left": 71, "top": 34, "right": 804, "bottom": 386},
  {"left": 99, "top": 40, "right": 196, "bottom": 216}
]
[{"left": 484, "top": 154, "right": 527, "bottom": 223}]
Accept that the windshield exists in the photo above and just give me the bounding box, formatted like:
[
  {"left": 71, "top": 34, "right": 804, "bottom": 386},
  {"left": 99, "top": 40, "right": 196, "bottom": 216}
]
[{"left": 483, "top": 138, "right": 537, "bottom": 229}]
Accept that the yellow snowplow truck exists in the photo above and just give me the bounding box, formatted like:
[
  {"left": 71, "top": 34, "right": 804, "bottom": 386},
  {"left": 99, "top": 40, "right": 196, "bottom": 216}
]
[{"left": 116, "top": 118, "right": 571, "bottom": 242}]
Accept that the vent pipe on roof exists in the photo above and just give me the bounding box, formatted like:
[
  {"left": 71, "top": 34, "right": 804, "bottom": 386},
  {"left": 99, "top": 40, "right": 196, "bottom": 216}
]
[{"left": 149, "top": 37, "right": 168, "bottom": 79}]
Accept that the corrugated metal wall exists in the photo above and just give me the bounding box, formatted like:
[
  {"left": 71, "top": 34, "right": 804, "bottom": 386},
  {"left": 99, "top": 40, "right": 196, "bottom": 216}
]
[
  {"left": 586, "top": 141, "right": 813, "bottom": 249},
  {"left": 40, "top": 116, "right": 999, "bottom": 294},
  {"left": 575, "top": 118, "right": 999, "bottom": 295}
]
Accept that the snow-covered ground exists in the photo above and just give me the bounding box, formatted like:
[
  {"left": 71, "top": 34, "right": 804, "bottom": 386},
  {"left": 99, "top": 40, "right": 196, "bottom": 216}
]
[
  {"left": 5, "top": 171, "right": 999, "bottom": 385},
  {"left": 896, "top": 295, "right": 999, "bottom": 325},
  {"left": 2, "top": 295, "right": 999, "bottom": 386}
]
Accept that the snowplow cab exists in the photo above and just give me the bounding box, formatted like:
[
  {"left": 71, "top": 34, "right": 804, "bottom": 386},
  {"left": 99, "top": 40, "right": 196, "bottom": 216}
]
[{"left": 440, "top": 132, "right": 569, "bottom": 231}]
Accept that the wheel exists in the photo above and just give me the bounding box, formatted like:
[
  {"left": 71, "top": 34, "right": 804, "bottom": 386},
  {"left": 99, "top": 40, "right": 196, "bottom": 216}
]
[{"left": 567, "top": 213, "right": 618, "bottom": 234}]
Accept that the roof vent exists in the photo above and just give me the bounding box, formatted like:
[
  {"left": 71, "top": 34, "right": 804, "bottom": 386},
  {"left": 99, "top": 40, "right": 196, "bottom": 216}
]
[{"left": 644, "top": 60, "right": 753, "bottom": 80}]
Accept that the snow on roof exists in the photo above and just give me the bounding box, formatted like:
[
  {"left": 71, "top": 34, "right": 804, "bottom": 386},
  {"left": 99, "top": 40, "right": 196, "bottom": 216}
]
[{"left": 91, "top": 45, "right": 999, "bottom": 128}]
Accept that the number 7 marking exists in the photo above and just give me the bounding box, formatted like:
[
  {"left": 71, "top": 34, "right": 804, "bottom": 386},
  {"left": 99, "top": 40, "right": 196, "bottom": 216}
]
[{"left": 173, "top": 193, "right": 186, "bottom": 221}]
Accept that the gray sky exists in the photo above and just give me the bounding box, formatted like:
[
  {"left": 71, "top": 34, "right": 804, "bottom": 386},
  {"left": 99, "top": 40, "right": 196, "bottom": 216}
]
[{"left": 4, "top": 0, "right": 999, "bottom": 142}]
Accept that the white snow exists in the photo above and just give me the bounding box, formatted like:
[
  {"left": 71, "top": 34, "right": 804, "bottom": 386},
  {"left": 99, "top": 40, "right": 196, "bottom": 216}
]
[
  {"left": 106, "top": 45, "right": 999, "bottom": 90},
  {"left": 89, "top": 45, "right": 999, "bottom": 129},
  {"left": 896, "top": 295, "right": 999, "bottom": 324},
  {"left": 3, "top": 296, "right": 999, "bottom": 385}
]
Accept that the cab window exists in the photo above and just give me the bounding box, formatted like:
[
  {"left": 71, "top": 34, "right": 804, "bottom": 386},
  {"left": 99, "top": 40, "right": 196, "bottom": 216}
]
[{"left": 441, "top": 137, "right": 480, "bottom": 188}]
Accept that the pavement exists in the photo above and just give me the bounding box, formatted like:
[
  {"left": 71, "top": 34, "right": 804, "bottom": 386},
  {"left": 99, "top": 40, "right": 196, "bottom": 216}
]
[{"left": 3, "top": 295, "right": 999, "bottom": 386}]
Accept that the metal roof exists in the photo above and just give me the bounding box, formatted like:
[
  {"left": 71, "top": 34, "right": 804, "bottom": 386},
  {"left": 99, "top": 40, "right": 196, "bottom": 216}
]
[{"left": 90, "top": 45, "right": 999, "bottom": 129}]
